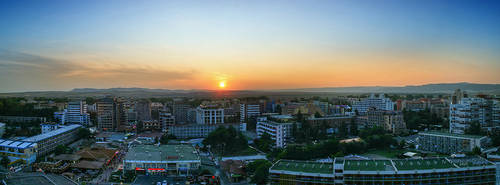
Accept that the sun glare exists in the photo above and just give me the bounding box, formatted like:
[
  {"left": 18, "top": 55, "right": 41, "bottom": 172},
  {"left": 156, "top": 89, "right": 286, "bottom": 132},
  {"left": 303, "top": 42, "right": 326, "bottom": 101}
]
[{"left": 219, "top": 81, "right": 225, "bottom": 88}]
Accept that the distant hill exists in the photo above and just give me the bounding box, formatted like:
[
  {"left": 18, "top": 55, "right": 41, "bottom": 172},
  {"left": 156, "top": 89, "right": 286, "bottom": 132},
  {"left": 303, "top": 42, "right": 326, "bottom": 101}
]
[
  {"left": 1, "top": 82, "right": 499, "bottom": 98},
  {"left": 281, "top": 82, "right": 500, "bottom": 94}
]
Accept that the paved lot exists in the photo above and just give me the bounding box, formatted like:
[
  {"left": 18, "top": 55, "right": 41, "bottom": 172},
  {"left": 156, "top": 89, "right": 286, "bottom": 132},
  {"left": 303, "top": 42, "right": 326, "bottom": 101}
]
[{"left": 132, "top": 175, "right": 188, "bottom": 185}]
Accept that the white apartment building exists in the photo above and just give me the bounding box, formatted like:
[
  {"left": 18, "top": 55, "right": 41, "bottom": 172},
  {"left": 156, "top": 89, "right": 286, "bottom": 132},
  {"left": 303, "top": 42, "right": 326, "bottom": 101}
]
[
  {"left": 256, "top": 117, "right": 295, "bottom": 148},
  {"left": 352, "top": 94, "right": 394, "bottom": 114},
  {"left": 54, "top": 100, "right": 90, "bottom": 125},
  {"left": 449, "top": 98, "right": 500, "bottom": 134},
  {"left": 196, "top": 106, "right": 224, "bottom": 125},
  {"left": 240, "top": 104, "right": 261, "bottom": 123},
  {"left": 159, "top": 111, "right": 175, "bottom": 132}
]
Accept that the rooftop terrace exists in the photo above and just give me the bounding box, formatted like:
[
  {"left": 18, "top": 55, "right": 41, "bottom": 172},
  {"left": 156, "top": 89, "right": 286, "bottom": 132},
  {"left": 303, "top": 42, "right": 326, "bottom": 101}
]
[
  {"left": 271, "top": 157, "right": 495, "bottom": 174},
  {"left": 393, "top": 158, "right": 455, "bottom": 171},
  {"left": 344, "top": 160, "right": 394, "bottom": 171},
  {"left": 271, "top": 160, "right": 333, "bottom": 174}
]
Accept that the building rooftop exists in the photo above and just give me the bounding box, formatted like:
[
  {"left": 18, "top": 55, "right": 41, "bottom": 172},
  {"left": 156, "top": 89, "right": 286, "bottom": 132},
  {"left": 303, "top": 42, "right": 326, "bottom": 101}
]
[
  {"left": 124, "top": 144, "right": 200, "bottom": 162},
  {"left": 447, "top": 156, "right": 494, "bottom": 168},
  {"left": 344, "top": 160, "right": 394, "bottom": 171},
  {"left": 271, "top": 157, "right": 495, "bottom": 174},
  {"left": 419, "top": 131, "right": 485, "bottom": 139},
  {"left": 393, "top": 158, "right": 455, "bottom": 170},
  {"left": 6, "top": 172, "right": 78, "bottom": 185},
  {"left": 0, "top": 139, "right": 36, "bottom": 149},
  {"left": 271, "top": 160, "right": 333, "bottom": 174},
  {"left": 22, "top": 124, "right": 82, "bottom": 142}
]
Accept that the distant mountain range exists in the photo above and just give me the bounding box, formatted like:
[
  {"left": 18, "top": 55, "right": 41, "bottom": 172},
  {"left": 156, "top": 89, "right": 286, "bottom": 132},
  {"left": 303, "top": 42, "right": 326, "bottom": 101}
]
[
  {"left": 281, "top": 82, "right": 500, "bottom": 93},
  {"left": 1, "top": 82, "right": 499, "bottom": 98}
]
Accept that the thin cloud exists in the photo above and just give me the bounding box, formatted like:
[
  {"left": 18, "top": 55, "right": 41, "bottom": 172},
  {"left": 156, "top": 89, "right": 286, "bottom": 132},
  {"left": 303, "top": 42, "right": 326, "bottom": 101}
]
[{"left": 0, "top": 49, "right": 197, "bottom": 90}]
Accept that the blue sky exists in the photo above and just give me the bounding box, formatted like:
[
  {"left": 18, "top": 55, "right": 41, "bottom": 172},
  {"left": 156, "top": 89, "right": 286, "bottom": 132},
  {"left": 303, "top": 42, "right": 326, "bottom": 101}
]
[{"left": 0, "top": 0, "right": 499, "bottom": 92}]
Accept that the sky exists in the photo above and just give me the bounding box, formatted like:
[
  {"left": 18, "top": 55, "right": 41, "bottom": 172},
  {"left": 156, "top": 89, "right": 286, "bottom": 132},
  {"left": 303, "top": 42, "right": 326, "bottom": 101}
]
[{"left": 0, "top": 0, "right": 499, "bottom": 92}]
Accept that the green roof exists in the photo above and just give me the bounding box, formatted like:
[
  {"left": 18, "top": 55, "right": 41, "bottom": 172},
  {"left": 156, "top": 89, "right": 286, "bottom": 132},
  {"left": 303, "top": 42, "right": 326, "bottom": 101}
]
[
  {"left": 125, "top": 144, "right": 199, "bottom": 162},
  {"left": 419, "top": 131, "right": 485, "bottom": 139},
  {"left": 448, "top": 156, "right": 493, "bottom": 168},
  {"left": 344, "top": 160, "right": 394, "bottom": 171},
  {"left": 271, "top": 160, "right": 333, "bottom": 174},
  {"left": 393, "top": 158, "right": 454, "bottom": 170}
]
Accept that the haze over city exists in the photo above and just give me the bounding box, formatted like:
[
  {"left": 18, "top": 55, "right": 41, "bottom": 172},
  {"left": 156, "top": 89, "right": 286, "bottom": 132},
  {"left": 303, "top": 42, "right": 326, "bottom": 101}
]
[{"left": 1, "top": 0, "right": 499, "bottom": 93}]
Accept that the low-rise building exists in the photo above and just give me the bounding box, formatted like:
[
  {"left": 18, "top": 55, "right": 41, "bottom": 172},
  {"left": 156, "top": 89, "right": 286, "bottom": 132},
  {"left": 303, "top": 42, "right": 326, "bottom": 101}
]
[
  {"left": 123, "top": 144, "right": 201, "bottom": 176},
  {"left": 22, "top": 124, "right": 82, "bottom": 157},
  {"left": 269, "top": 157, "right": 497, "bottom": 185},
  {"left": 167, "top": 123, "right": 244, "bottom": 139},
  {"left": 0, "top": 139, "right": 37, "bottom": 164},
  {"left": 418, "top": 131, "right": 487, "bottom": 154}
]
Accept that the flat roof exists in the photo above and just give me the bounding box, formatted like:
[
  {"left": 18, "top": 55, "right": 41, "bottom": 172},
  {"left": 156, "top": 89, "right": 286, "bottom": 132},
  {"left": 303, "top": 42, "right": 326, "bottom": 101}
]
[
  {"left": 0, "top": 139, "right": 35, "bottom": 149},
  {"left": 125, "top": 144, "right": 200, "bottom": 162},
  {"left": 419, "top": 131, "right": 485, "bottom": 139},
  {"left": 271, "top": 157, "right": 495, "bottom": 174},
  {"left": 447, "top": 156, "right": 494, "bottom": 167},
  {"left": 344, "top": 160, "right": 394, "bottom": 171},
  {"left": 271, "top": 160, "right": 333, "bottom": 174},
  {"left": 393, "top": 158, "right": 455, "bottom": 170},
  {"left": 22, "top": 124, "right": 82, "bottom": 142}
]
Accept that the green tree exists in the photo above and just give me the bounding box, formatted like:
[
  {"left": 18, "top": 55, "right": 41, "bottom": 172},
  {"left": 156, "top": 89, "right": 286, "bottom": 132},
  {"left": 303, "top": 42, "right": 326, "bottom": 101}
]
[
  {"left": 77, "top": 128, "right": 91, "bottom": 139},
  {"left": 247, "top": 160, "right": 272, "bottom": 184},
  {"left": 471, "top": 146, "right": 482, "bottom": 155},
  {"left": 1, "top": 155, "right": 10, "bottom": 168},
  {"left": 254, "top": 133, "right": 273, "bottom": 152},
  {"left": 465, "top": 122, "right": 484, "bottom": 135}
]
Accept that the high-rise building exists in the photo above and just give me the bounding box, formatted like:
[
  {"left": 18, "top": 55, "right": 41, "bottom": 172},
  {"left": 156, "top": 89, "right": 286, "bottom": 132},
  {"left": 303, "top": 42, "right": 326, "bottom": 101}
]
[
  {"left": 352, "top": 93, "right": 394, "bottom": 114},
  {"left": 196, "top": 105, "right": 224, "bottom": 125},
  {"left": 66, "top": 100, "right": 89, "bottom": 125},
  {"left": 451, "top": 89, "right": 468, "bottom": 104},
  {"left": 97, "top": 97, "right": 127, "bottom": 131},
  {"left": 135, "top": 100, "right": 152, "bottom": 121},
  {"left": 97, "top": 98, "right": 115, "bottom": 131},
  {"left": 366, "top": 108, "right": 406, "bottom": 134},
  {"left": 114, "top": 98, "right": 128, "bottom": 131},
  {"left": 53, "top": 100, "right": 89, "bottom": 125},
  {"left": 239, "top": 103, "right": 261, "bottom": 123},
  {"left": 173, "top": 104, "right": 190, "bottom": 124},
  {"left": 159, "top": 110, "right": 175, "bottom": 132},
  {"left": 449, "top": 97, "right": 500, "bottom": 134}
]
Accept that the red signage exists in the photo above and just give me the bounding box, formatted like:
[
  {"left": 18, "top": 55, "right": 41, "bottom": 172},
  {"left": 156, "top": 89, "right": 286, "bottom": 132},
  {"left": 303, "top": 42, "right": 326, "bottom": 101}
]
[
  {"left": 147, "top": 168, "right": 165, "bottom": 171},
  {"left": 135, "top": 167, "right": 145, "bottom": 171}
]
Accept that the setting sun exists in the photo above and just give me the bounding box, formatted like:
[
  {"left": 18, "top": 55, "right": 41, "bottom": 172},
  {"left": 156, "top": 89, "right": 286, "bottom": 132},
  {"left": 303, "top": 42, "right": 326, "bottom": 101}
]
[{"left": 219, "top": 81, "right": 225, "bottom": 88}]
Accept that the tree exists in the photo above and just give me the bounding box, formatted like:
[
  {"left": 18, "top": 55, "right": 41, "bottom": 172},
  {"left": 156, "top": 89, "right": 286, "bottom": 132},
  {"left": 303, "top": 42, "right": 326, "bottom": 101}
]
[
  {"left": 314, "top": 112, "right": 322, "bottom": 118},
  {"left": 465, "top": 122, "right": 484, "bottom": 135},
  {"left": 1, "top": 155, "right": 10, "bottom": 168},
  {"left": 203, "top": 127, "right": 248, "bottom": 156},
  {"left": 254, "top": 133, "right": 273, "bottom": 152},
  {"left": 247, "top": 160, "right": 272, "bottom": 184},
  {"left": 471, "top": 146, "right": 482, "bottom": 155},
  {"left": 77, "top": 128, "right": 91, "bottom": 139}
]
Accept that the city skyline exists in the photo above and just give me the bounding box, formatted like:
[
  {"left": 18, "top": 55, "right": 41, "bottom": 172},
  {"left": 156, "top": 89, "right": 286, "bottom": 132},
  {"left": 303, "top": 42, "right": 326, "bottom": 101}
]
[{"left": 1, "top": 0, "right": 500, "bottom": 93}]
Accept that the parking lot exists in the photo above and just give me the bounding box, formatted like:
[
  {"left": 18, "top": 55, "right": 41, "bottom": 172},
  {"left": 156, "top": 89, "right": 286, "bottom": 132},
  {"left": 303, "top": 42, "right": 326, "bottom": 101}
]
[{"left": 132, "top": 175, "right": 189, "bottom": 185}]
